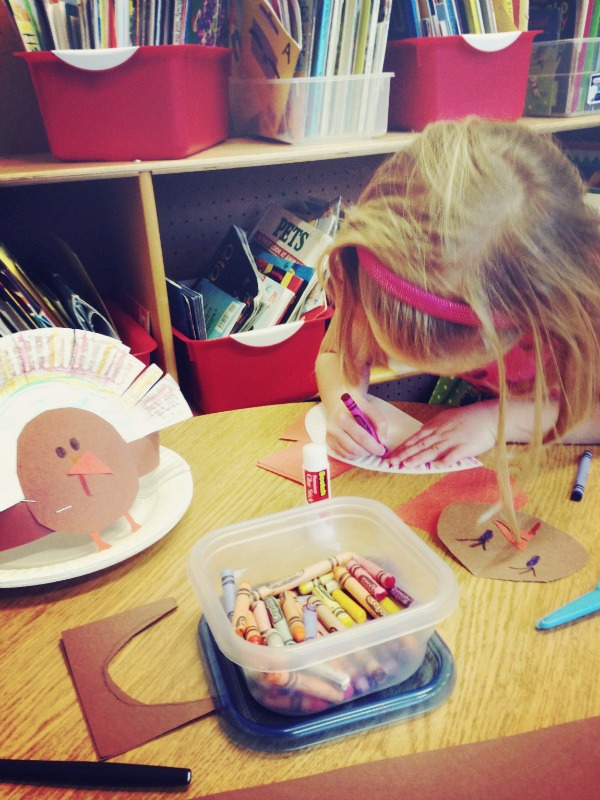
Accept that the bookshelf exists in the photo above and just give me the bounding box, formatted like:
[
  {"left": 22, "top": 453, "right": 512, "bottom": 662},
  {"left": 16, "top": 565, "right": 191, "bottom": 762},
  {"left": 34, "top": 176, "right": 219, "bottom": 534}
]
[{"left": 1, "top": 119, "right": 600, "bottom": 384}]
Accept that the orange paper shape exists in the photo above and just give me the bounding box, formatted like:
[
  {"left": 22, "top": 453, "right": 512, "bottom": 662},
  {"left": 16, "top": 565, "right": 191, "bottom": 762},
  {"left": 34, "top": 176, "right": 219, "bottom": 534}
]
[
  {"left": 256, "top": 441, "right": 353, "bottom": 484},
  {"left": 61, "top": 597, "right": 214, "bottom": 759},
  {"left": 396, "top": 468, "right": 528, "bottom": 535},
  {"left": 438, "top": 502, "right": 589, "bottom": 582}
]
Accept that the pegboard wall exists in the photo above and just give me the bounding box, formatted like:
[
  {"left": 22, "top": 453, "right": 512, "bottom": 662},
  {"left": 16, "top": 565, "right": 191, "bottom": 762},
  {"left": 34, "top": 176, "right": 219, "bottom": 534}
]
[{"left": 153, "top": 153, "right": 388, "bottom": 281}]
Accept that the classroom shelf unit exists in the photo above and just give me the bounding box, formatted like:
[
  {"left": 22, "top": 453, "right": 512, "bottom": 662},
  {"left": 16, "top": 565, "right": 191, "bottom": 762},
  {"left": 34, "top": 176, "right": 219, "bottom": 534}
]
[{"left": 2, "top": 117, "right": 600, "bottom": 386}]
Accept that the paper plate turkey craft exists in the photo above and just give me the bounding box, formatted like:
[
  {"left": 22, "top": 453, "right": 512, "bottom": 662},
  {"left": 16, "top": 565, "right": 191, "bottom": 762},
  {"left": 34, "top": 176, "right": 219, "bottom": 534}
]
[{"left": 0, "top": 328, "right": 193, "bottom": 559}]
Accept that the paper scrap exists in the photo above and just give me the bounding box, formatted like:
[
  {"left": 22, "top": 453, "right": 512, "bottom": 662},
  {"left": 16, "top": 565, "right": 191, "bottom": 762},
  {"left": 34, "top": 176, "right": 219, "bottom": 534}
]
[
  {"left": 256, "top": 440, "right": 352, "bottom": 484},
  {"left": 396, "top": 467, "right": 528, "bottom": 536}
]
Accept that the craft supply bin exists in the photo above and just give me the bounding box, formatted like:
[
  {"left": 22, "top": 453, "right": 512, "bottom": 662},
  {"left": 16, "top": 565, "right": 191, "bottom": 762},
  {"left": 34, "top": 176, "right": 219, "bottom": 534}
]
[
  {"left": 229, "top": 73, "right": 393, "bottom": 144},
  {"left": 526, "top": 38, "right": 600, "bottom": 117},
  {"left": 16, "top": 45, "right": 231, "bottom": 161},
  {"left": 172, "top": 309, "right": 332, "bottom": 413},
  {"left": 385, "top": 32, "right": 537, "bottom": 131},
  {"left": 188, "top": 497, "right": 459, "bottom": 716}
]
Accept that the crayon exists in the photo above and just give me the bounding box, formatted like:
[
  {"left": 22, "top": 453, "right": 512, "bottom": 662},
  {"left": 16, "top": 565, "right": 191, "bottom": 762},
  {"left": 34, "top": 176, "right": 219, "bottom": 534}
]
[
  {"left": 571, "top": 449, "right": 593, "bottom": 501},
  {"left": 307, "top": 595, "right": 346, "bottom": 632},
  {"left": 333, "top": 566, "right": 389, "bottom": 618},
  {"left": 262, "top": 628, "right": 285, "bottom": 647},
  {"left": 250, "top": 599, "right": 272, "bottom": 638},
  {"left": 329, "top": 583, "right": 368, "bottom": 624},
  {"left": 388, "top": 584, "right": 414, "bottom": 608},
  {"left": 265, "top": 670, "right": 345, "bottom": 704},
  {"left": 264, "top": 595, "right": 294, "bottom": 646},
  {"left": 280, "top": 591, "right": 306, "bottom": 642},
  {"left": 252, "top": 552, "right": 354, "bottom": 600},
  {"left": 298, "top": 572, "right": 334, "bottom": 595},
  {"left": 346, "top": 559, "right": 388, "bottom": 601},
  {"left": 232, "top": 580, "right": 253, "bottom": 637},
  {"left": 310, "top": 584, "right": 355, "bottom": 627},
  {"left": 220, "top": 569, "right": 237, "bottom": 621},
  {"left": 353, "top": 555, "right": 396, "bottom": 589},
  {"left": 243, "top": 608, "right": 263, "bottom": 645},
  {"left": 302, "top": 602, "right": 318, "bottom": 641},
  {"left": 379, "top": 596, "right": 402, "bottom": 614}
]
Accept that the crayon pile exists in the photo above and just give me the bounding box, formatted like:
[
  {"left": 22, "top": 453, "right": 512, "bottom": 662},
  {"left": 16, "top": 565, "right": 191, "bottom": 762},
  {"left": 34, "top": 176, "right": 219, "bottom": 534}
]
[{"left": 220, "top": 551, "right": 418, "bottom": 714}]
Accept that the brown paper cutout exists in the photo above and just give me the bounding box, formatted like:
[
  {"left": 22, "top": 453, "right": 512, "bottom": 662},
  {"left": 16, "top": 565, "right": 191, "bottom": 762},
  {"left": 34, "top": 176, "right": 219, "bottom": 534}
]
[
  {"left": 198, "top": 716, "right": 600, "bottom": 800},
  {"left": 61, "top": 597, "right": 214, "bottom": 759},
  {"left": 438, "top": 502, "right": 589, "bottom": 582}
]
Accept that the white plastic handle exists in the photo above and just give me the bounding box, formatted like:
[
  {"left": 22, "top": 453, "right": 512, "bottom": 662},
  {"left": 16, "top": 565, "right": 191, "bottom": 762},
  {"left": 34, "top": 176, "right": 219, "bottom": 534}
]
[
  {"left": 460, "top": 32, "right": 522, "bottom": 52},
  {"left": 230, "top": 321, "right": 303, "bottom": 348},
  {"left": 51, "top": 47, "right": 140, "bottom": 71}
]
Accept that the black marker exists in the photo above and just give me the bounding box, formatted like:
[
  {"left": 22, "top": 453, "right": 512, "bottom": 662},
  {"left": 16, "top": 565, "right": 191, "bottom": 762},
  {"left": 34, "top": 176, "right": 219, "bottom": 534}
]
[
  {"left": 0, "top": 760, "right": 191, "bottom": 790},
  {"left": 570, "top": 449, "right": 593, "bottom": 502}
]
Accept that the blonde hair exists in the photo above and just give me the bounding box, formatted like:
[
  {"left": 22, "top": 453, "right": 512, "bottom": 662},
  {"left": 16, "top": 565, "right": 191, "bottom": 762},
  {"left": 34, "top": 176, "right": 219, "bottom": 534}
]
[{"left": 321, "top": 117, "right": 600, "bottom": 528}]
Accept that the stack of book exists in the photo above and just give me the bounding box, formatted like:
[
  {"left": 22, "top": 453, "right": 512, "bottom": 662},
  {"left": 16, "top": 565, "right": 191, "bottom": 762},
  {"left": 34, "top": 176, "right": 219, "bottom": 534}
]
[
  {"left": 3, "top": 0, "right": 228, "bottom": 50},
  {"left": 166, "top": 200, "right": 339, "bottom": 341}
]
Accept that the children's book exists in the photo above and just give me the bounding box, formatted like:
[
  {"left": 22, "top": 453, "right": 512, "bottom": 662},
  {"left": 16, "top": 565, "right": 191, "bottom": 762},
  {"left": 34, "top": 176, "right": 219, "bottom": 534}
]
[
  {"left": 194, "top": 225, "right": 265, "bottom": 333},
  {"left": 166, "top": 277, "right": 206, "bottom": 340},
  {"left": 250, "top": 274, "right": 295, "bottom": 328},
  {"left": 195, "top": 278, "right": 246, "bottom": 339},
  {"left": 249, "top": 203, "right": 332, "bottom": 322}
]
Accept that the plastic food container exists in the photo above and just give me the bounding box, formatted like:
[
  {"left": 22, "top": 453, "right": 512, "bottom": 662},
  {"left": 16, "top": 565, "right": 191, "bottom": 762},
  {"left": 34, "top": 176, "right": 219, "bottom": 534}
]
[{"left": 188, "top": 497, "right": 459, "bottom": 716}]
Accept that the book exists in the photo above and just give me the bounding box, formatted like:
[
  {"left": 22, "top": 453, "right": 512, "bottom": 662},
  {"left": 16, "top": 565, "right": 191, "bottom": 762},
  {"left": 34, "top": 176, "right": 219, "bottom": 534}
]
[
  {"left": 195, "top": 278, "right": 246, "bottom": 339},
  {"left": 250, "top": 273, "right": 295, "bottom": 328},
  {"left": 193, "top": 225, "right": 264, "bottom": 333},
  {"left": 249, "top": 203, "right": 332, "bottom": 322},
  {"left": 166, "top": 277, "right": 206, "bottom": 340}
]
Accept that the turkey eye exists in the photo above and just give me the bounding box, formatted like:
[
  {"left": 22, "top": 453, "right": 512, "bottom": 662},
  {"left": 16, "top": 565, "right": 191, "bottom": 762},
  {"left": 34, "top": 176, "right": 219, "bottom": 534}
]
[
  {"left": 56, "top": 447, "right": 67, "bottom": 458},
  {"left": 70, "top": 438, "right": 80, "bottom": 451}
]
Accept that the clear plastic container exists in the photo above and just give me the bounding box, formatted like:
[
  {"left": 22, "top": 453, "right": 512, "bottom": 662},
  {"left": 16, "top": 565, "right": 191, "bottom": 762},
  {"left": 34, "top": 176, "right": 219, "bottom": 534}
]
[
  {"left": 229, "top": 73, "right": 393, "bottom": 144},
  {"left": 526, "top": 38, "right": 600, "bottom": 117},
  {"left": 188, "top": 497, "right": 459, "bottom": 716}
]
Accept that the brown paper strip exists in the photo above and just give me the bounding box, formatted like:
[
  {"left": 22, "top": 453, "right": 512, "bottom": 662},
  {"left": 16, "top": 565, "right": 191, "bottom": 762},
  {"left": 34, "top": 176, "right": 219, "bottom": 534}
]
[{"left": 61, "top": 597, "right": 214, "bottom": 759}]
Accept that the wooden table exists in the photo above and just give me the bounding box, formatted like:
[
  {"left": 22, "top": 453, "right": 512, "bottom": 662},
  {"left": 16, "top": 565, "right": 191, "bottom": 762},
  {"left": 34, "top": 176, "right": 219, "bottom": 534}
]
[{"left": 1, "top": 402, "right": 599, "bottom": 799}]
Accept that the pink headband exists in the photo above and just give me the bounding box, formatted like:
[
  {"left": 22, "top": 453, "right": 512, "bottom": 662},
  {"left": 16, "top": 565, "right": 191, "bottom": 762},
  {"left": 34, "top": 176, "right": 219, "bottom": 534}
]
[{"left": 357, "top": 246, "right": 516, "bottom": 330}]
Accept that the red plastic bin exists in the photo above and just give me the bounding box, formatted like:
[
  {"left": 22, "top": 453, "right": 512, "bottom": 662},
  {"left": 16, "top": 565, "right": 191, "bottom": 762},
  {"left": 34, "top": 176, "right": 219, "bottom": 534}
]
[
  {"left": 173, "top": 309, "right": 333, "bottom": 413},
  {"left": 16, "top": 45, "right": 231, "bottom": 161},
  {"left": 384, "top": 32, "right": 537, "bottom": 132}
]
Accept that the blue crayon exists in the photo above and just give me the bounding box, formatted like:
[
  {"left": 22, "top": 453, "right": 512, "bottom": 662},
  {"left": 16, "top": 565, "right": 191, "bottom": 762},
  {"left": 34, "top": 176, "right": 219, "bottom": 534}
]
[
  {"left": 302, "top": 602, "right": 318, "bottom": 641},
  {"left": 571, "top": 449, "right": 592, "bottom": 501},
  {"left": 220, "top": 569, "right": 237, "bottom": 621}
]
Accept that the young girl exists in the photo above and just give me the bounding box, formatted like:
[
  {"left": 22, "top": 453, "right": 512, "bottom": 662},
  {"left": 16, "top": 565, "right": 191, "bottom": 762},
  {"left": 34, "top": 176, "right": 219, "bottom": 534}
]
[{"left": 316, "top": 117, "right": 600, "bottom": 518}]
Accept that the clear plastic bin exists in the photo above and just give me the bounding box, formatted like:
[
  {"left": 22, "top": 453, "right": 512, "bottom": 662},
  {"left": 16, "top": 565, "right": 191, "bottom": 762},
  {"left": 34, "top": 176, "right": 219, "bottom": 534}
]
[
  {"left": 526, "top": 38, "right": 600, "bottom": 117},
  {"left": 229, "top": 73, "right": 393, "bottom": 144},
  {"left": 188, "top": 497, "right": 459, "bottom": 716}
]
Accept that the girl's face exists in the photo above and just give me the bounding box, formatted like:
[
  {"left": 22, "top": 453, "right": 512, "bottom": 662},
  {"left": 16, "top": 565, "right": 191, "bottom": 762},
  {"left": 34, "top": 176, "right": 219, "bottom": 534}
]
[{"left": 369, "top": 318, "right": 500, "bottom": 377}]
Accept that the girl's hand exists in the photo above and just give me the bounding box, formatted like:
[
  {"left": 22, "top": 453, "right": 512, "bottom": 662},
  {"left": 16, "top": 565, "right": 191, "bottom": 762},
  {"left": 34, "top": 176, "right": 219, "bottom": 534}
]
[
  {"left": 390, "top": 402, "right": 499, "bottom": 467},
  {"left": 325, "top": 395, "right": 390, "bottom": 460}
]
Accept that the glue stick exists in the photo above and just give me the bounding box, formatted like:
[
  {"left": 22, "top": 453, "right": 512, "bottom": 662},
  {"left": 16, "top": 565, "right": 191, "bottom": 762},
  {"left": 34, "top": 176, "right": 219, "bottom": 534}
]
[{"left": 303, "top": 443, "right": 331, "bottom": 504}]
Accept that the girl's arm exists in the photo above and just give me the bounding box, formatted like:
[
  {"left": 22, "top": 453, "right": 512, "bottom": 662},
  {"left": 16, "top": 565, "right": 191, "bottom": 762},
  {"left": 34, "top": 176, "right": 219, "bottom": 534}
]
[
  {"left": 392, "top": 398, "right": 600, "bottom": 467},
  {"left": 315, "top": 321, "right": 390, "bottom": 459}
]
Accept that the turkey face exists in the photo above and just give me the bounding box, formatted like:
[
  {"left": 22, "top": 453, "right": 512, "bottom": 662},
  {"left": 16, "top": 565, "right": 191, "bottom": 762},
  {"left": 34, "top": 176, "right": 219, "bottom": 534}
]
[{"left": 17, "top": 408, "right": 139, "bottom": 535}]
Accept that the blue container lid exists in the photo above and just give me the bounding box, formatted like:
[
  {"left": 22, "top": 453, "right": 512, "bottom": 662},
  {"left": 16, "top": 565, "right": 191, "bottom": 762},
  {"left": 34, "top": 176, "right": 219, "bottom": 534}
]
[{"left": 197, "top": 616, "right": 455, "bottom": 752}]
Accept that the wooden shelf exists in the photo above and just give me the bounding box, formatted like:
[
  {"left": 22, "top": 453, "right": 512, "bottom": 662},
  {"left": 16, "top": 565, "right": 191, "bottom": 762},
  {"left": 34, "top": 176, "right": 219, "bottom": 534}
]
[{"left": 2, "top": 114, "right": 600, "bottom": 186}]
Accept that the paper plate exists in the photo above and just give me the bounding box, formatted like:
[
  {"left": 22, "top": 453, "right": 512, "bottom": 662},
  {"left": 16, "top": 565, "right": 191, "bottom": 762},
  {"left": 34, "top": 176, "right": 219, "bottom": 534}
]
[
  {"left": 0, "top": 447, "right": 192, "bottom": 587},
  {"left": 304, "top": 397, "right": 482, "bottom": 474}
]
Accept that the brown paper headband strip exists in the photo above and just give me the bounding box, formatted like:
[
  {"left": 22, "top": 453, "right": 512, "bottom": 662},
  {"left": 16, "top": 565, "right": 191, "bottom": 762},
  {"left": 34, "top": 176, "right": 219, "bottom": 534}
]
[{"left": 61, "top": 597, "right": 214, "bottom": 759}]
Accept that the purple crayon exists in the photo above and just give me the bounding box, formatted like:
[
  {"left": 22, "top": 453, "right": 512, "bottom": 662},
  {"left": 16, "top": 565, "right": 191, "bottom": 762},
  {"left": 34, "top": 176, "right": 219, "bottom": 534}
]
[{"left": 341, "top": 393, "right": 391, "bottom": 458}]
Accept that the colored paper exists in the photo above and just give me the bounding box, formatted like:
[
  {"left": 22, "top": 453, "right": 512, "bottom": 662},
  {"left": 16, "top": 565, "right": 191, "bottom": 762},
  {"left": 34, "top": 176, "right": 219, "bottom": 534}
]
[
  {"left": 396, "top": 467, "right": 528, "bottom": 535},
  {"left": 256, "top": 440, "right": 352, "bottom": 484},
  {"left": 61, "top": 598, "right": 214, "bottom": 759},
  {"left": 438, "top": 503, "right": 589, "bottom": 582},
  {"left": 199, "top": 716, "right": 600, "bottom": 800}
]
